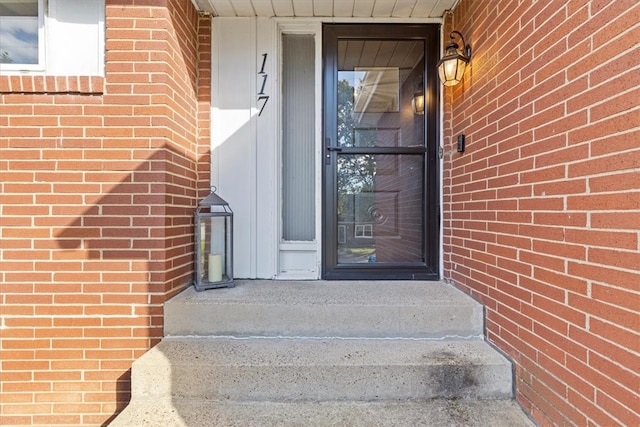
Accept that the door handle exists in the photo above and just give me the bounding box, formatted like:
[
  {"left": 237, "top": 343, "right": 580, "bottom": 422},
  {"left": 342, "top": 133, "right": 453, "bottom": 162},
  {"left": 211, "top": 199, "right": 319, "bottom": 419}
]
[{"left": 325, "top": 139, "right": 342, "bottom": 165}]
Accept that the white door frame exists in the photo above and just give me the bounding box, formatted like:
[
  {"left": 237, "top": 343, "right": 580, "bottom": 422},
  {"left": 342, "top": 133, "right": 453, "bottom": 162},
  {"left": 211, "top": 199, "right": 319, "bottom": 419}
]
[{"left": 274, "top": 20, "right": 323, "bottom": 280}]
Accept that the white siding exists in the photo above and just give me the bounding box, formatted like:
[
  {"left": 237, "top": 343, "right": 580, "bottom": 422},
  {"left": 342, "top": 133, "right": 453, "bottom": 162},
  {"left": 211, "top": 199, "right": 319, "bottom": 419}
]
[
  {"left": 255, "top": 17, "right": 278, "bottom": 279},
  {"left": 212, "top": 17, "right": 322, "bottom": 279},
  {"left": 212, "top": 18, "right": 258, "bottom": 278},
  {"left": 47, "top": 0, "right": 105, "bottom": 76}
]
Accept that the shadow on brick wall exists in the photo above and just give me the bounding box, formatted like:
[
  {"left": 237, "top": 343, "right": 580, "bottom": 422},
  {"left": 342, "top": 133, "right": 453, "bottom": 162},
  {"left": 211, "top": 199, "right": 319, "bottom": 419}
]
[{"left": 52, "top": 144, "right": 200, "bottom": 422}]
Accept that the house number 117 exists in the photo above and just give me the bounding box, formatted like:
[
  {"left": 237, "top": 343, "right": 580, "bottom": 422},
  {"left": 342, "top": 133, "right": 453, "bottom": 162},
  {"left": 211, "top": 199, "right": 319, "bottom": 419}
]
[{"left": 257, "top": 53, "right": 269, "bottom": 116}]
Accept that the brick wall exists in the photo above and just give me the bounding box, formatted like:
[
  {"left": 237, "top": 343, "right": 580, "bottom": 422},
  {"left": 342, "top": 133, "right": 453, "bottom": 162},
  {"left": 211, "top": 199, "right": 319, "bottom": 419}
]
[
  {"left": 0, "top": 0, "right": 211, "bottom": 424},
  {"left": 443, "top": 0, "right": 639, "bottom": 425}
]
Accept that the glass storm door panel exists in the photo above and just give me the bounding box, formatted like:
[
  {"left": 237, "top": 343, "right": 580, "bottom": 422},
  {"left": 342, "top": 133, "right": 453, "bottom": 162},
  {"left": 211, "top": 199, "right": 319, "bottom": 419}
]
[{"left": 323, "top": 24, "right": 440, "bottom": 280}]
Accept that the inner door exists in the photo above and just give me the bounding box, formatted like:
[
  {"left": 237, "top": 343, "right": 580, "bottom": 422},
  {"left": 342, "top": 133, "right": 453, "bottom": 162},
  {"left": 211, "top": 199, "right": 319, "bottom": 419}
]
[{"left": 322, "top": 24, "right": 439, "bottom": 280}]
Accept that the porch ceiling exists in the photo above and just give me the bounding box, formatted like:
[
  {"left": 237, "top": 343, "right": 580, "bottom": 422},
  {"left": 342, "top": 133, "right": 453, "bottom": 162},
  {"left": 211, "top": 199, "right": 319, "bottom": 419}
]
[{"left": 191, "top": 0, "right": 457, "bottom": 18}]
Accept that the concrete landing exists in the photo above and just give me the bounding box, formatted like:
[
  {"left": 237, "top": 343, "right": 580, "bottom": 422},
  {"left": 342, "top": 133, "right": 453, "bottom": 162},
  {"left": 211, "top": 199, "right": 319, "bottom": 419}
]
[{"left": 165, "top": 280, "right": 484, "bottom": 338}]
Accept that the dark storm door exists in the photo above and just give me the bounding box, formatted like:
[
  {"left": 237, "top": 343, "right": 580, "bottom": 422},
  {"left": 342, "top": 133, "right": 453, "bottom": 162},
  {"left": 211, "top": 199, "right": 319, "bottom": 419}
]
[{"left": 322, "top": 24, "right": 440, "bottom": 280}]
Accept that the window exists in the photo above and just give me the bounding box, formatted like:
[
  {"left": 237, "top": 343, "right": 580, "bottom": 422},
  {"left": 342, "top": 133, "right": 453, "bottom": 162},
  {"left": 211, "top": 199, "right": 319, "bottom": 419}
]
[
  {"left": 354, "top": 224, "right": 373, "bottom": 239},
  {"left": 0, "top": 0, "right": 105, "bottom": 76},
  {"left": 338, "top": 225, "right": 346, "bottom": 244},
  {"left": 0, "top": 0, "right": 44, "bottom": 70},
  {"left": 282, "top": 33, "right": 315, "bottom": 242}
]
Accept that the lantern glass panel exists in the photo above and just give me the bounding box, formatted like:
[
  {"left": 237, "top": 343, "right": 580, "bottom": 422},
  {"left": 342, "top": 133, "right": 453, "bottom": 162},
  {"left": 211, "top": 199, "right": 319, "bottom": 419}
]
[{"left": 202, "top": 216, "right": 230, "bottom": 282}]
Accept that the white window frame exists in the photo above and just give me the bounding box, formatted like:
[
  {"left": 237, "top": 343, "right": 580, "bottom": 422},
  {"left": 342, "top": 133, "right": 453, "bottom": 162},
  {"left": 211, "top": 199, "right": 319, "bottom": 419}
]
[
  {"left": 0, "top": 0, "right": 45, "bottom": 72},
  {"left": 273, "top": 19, "right": 323, "bottom": 280},
  {"left": 355, "top": 224, "right": 373, "bottom": 239},
  {"left": 1, "top": 0, "right": 105, "bottom": 76},
  {"left": 338, "top": 225, "right": 347, "bottom": 244}
]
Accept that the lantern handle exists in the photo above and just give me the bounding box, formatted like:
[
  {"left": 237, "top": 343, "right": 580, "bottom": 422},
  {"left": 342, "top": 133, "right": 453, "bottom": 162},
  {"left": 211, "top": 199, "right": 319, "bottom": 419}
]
[
  {"left": 211, "top": 185, "right": 217, "bottom": 193},
  {"left": 449, "top": 31, "right": 471, "bottom": 60}
]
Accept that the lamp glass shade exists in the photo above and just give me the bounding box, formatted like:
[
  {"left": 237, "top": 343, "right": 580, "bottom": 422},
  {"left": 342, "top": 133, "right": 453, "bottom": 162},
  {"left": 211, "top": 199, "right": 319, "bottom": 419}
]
[
  {"left": 412, "top": 92, "right": 425, "bottom": 115},
  {"left": 437, "top": 45, "right": 469, "bottom": 86}
]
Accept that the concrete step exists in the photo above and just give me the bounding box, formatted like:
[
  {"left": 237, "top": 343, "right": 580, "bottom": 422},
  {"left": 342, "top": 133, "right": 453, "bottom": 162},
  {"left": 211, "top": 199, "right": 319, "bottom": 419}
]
[
  {"left": 111, "top": 281, "right": 533, "bottom": 426},
  {"left": 111, "top": 399, "right": 535, "bottom": 426},
  {"left": 165, "top": 280, "right": 484, "bottom": 338},
  {"left": 128, "top": 337, "right": 512, "bottom": 402}
]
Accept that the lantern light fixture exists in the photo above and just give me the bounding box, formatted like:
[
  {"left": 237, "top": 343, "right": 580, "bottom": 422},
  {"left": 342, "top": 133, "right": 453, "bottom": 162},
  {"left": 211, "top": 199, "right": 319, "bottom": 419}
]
[
  {"left": 437, "top": 31, "right": 472, "bottom": 86},
  {"left": 193, "top": 187, "right": 234, "bottom": 291},
  {"left": 411, "top": 77, "right": 425, "bottom": 115}
]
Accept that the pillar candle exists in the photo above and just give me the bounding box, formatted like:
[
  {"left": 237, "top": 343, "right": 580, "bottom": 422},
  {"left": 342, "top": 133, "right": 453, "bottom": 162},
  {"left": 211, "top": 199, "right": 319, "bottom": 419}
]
[{"left": 208, "top": 253, "right": 222, "bottom": 282}]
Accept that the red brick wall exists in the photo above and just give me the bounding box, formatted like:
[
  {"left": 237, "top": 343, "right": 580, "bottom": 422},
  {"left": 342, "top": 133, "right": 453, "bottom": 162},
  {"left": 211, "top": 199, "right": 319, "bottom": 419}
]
[
  {"left": 0, "top": 1, "right": 211, "bottom": 424},
  {"left": 443, "top": 0, "right": 639, "bottom": 425}
]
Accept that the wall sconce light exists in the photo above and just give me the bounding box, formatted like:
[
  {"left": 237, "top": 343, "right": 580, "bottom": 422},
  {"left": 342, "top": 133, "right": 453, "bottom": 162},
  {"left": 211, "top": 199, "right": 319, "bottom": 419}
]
[
  {"left": 412, "top": 91, "right": 425, "bottom": 115},
  {"left": 437, "top": 31, "right": 472, "bottom": 86},
  {"left": 411, "top": 77, "right": 425, "bottom": 115}
]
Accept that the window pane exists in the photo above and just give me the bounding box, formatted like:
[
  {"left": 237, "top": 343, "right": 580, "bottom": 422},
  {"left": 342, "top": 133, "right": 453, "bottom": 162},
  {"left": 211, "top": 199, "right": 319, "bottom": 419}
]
[
  {"left": 337, "top": 40, "right": 425, "bottom": 148},
  {"left": 0, "top": 0, "right": 39, "bottom": 65},
  {"left": 282, "top": 34, "right": 315, "bottom": 241},
  {"left": 337, "top": 154, "right": 424, "bottom": 264}
]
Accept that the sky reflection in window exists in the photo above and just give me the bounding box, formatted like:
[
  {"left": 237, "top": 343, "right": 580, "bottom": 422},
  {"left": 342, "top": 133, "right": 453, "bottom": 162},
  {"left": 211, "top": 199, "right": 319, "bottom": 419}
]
[
  {"left": 0, "top": 0, "right": 39, "bottom": 65},
  {"left": 0, "top": 16, "right": 38, "bottom": 64}
]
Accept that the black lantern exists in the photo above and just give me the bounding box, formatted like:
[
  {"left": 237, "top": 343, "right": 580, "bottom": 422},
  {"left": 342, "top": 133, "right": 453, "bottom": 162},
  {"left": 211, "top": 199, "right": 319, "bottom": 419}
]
[
  {"left": 412, "top": 76, "right": 425, "bottom": 115},
  {"left": 437, "top": 31, "right": 472, "bottom": 86},
  {"left": 193, "top": 187, "right": 233, "bottom": 291}
]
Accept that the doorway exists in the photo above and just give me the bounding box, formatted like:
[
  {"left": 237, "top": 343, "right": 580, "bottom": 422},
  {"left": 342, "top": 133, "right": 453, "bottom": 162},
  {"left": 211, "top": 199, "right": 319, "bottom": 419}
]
[{"left": 322, "top": 24, "right": 440, "bottom": 280}]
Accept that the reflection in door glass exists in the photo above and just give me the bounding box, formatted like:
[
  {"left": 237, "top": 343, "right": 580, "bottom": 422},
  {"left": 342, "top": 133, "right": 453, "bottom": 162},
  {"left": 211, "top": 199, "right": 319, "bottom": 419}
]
[
  {"left": 335, "top": 39, "right": 426, "bottom": 265},
  {"left": 337, "top": 40, "right": 425, "bottom": 149},
  {"left": 337, "top": 154, "right": 424, "bottom": 264}
]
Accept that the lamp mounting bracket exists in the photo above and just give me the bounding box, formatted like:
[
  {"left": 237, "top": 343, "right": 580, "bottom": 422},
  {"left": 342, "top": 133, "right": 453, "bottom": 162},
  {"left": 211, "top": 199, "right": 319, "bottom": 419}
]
[{"left": 449, "top": 30, "right": 472, "bottom": 60}]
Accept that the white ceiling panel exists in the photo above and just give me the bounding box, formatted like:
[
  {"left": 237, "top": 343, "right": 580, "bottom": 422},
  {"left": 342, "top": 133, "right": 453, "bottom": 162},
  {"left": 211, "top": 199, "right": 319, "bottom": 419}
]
[
  {"left": 205, "top": 0, "right": 235, "bottom": 16},
  {"left": 353, "top": 0, "right": 375, "bottom": 17},
  {"left": 252, "top": 0, "right": 275, "bottom": 15},
  {"left": 313, "top": 0, "right": 333, "bottom": 17},
  {"left": 293, "top": 0, "right": 314, "bottom": 16},
  {"left": 231, "top": 0, "right": 257, "bottom": 16},
  {"left": 412, "top": 0, "right": 435, "bottom": 16},
  {"left": 332, "top": 0, "right": 354, "bottom": 17},
  {"left": 193, "top": 0, "right": 456, "bottom": 18},
  {"left": 392, "top": 0, "right": 416, "bottom": 17},
  {"left": 372, "top": 0, "right": 394, "bottom": 17},
  {"left": 428, "top": 0, "right": 454, "bottom": 17},
  {"left": 271, "top": 0, "right": 295, "bottom": 16}
]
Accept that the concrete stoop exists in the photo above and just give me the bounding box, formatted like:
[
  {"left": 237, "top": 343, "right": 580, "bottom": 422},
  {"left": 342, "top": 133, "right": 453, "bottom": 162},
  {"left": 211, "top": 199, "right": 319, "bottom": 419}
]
[{"left": 111, "top": 281, "right": 535, "bottom": 426}]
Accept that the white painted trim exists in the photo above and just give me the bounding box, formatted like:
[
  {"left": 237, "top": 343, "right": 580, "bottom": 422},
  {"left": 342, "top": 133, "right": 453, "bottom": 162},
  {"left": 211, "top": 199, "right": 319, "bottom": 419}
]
[
  {"left": 274, "top": 19, "right": 323, "bottom": 280},
  {"left": 448, "top": 0, "right": 462, "bottom": 12},
  {"left": 313, "top": 21, "right": 323, "bottom": 278},
  {"left": 256, "top": 17, "right": 279, "bottom": 278},
  {"left": 210, "top": 20, "right": 221, "bottom": 189},
  {"left": 273, "top": 17, "right": 442, "bottom": 24},
  {"left": 248, "top": 19, "right": 258, "bottom": 279},
  {"left": 210, "top": 18, "right": 259, "bottom": 278}
]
